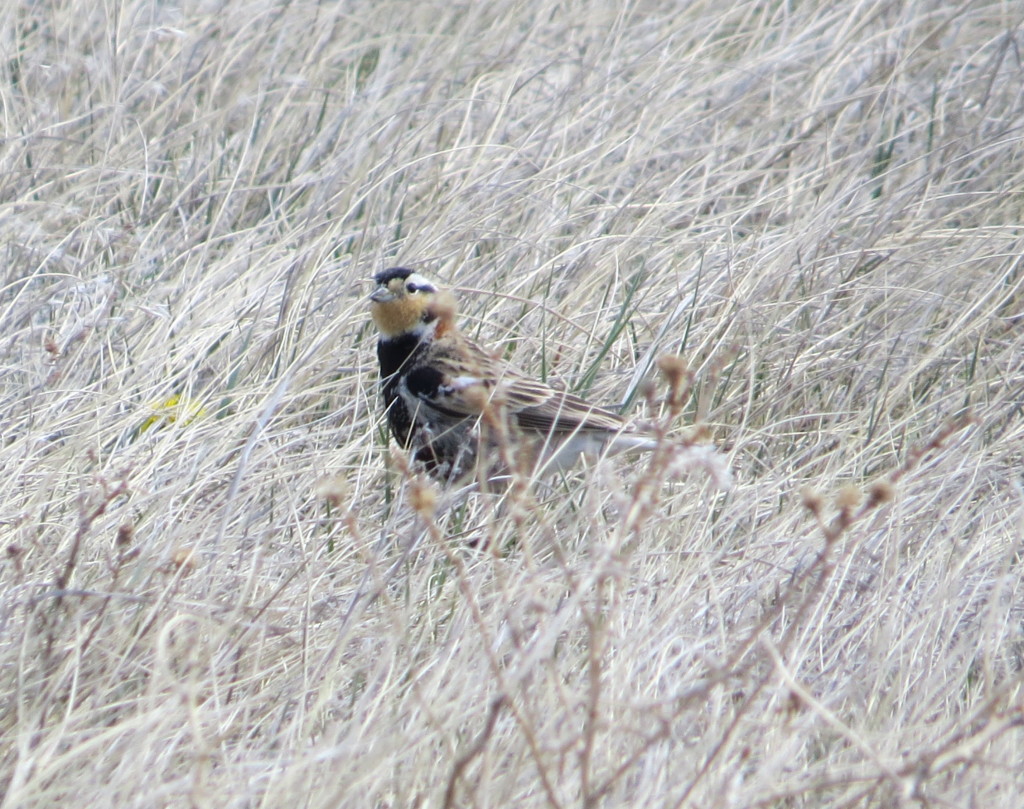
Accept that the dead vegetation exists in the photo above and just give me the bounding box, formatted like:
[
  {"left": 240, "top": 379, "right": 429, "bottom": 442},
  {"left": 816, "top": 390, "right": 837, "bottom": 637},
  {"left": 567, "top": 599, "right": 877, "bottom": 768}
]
[{"left": 1, "top": 1, "right": 1022, "bottom": 806}]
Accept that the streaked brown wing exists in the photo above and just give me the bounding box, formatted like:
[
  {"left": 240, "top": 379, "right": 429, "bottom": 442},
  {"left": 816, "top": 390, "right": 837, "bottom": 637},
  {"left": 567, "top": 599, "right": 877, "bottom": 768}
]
[
  {"left": 425, "top": 332, "right": 628, "bottom": 434},
  {"left": 509, "top": 384, "right": 628, "bottom": 434}
]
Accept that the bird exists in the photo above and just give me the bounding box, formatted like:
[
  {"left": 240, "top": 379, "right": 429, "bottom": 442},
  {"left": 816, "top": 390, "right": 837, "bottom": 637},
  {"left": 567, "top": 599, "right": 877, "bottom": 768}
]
[{"left": 368, "top": 267, "right": 659, "bottom": 483}]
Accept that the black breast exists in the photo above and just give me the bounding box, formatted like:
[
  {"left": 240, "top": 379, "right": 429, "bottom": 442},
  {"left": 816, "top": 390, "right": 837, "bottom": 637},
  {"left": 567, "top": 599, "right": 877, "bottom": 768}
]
[
  {"left": 377, "top": 333, "right": 423, "bottom": 379},
  {"left": 377, "top": 333, "right": 424, "bottom": 447}
]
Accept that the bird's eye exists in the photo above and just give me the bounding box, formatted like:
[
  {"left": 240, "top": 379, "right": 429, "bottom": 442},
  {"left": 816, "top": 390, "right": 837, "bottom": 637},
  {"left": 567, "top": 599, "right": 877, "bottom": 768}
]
[{"left": 406, "top": 283, "right": 418, "bottom": 293}]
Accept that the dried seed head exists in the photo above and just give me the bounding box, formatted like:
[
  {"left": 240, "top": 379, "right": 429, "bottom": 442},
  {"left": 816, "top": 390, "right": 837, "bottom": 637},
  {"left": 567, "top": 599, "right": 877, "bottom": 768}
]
[
  {"left": 315, "top": 474, "right": 349, "bottom": 508},
  {"left": 428, "top": 292, "right": 458, "bottom": 334},
  {"left": 462, "top": 383, "right": 494, "bottom": 413},
  {"left": 868, "top": 479, "right": 895, "bottom": 506},
  {"left": 835, "top": 485, "right": 862, "bottom": 511},
  {"left": 389, "top": 446, "right": 412, "bottom": 476},
  {"left": 116, "top": 522, "right": 135, "bottom": 547},
  {"left": 800, "top": 485, "right": 824, "bottom": 516},
  {"left": 408, "top": 478, "right": 438, "bottom": 517},
  {"left": 171, "top": 546, "right": 196, "bottom": 572},
  {"left": 657, "top": 354, "right": 690, "bottom": 407},
  {"left": 656, "top": 353, "right": 688, "bottom": 383}
]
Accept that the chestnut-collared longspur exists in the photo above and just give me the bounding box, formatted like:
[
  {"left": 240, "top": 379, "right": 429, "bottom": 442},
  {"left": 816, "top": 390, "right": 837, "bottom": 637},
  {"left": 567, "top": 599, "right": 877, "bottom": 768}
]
[{"left": 369, "top": 267, "right": 658, "bottom": 482}]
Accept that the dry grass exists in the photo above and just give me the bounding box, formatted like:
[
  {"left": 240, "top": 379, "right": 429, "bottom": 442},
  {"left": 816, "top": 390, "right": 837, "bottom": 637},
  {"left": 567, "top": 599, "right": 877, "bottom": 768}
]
[{"left": 2, "top": 0, "right": 1023, "bottom": 806}]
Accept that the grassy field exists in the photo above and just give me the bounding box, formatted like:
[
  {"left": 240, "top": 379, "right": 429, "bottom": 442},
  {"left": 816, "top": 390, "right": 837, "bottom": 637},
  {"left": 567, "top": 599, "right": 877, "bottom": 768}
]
[{"left": 2, "top": 0, "right": 1023, "bottom": 806}]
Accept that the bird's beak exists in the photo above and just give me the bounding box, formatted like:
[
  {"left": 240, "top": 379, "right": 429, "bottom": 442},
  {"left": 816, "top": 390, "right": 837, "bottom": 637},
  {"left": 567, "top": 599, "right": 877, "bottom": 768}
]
[{"left": 369, "top": 287, "right": 395, "bottom": 303}]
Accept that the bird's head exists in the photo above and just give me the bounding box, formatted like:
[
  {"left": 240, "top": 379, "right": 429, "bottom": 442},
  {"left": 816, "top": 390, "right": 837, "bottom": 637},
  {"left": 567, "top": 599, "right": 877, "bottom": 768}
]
[{"left": 369, "top": 267, "right": 456, "bottom": 339}]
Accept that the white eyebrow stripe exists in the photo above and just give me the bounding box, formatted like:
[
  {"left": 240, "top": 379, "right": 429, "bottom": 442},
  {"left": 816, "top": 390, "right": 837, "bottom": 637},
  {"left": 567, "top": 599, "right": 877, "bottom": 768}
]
[{"left": 404, "top": 272, "right": 437, "bottom": 292}]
